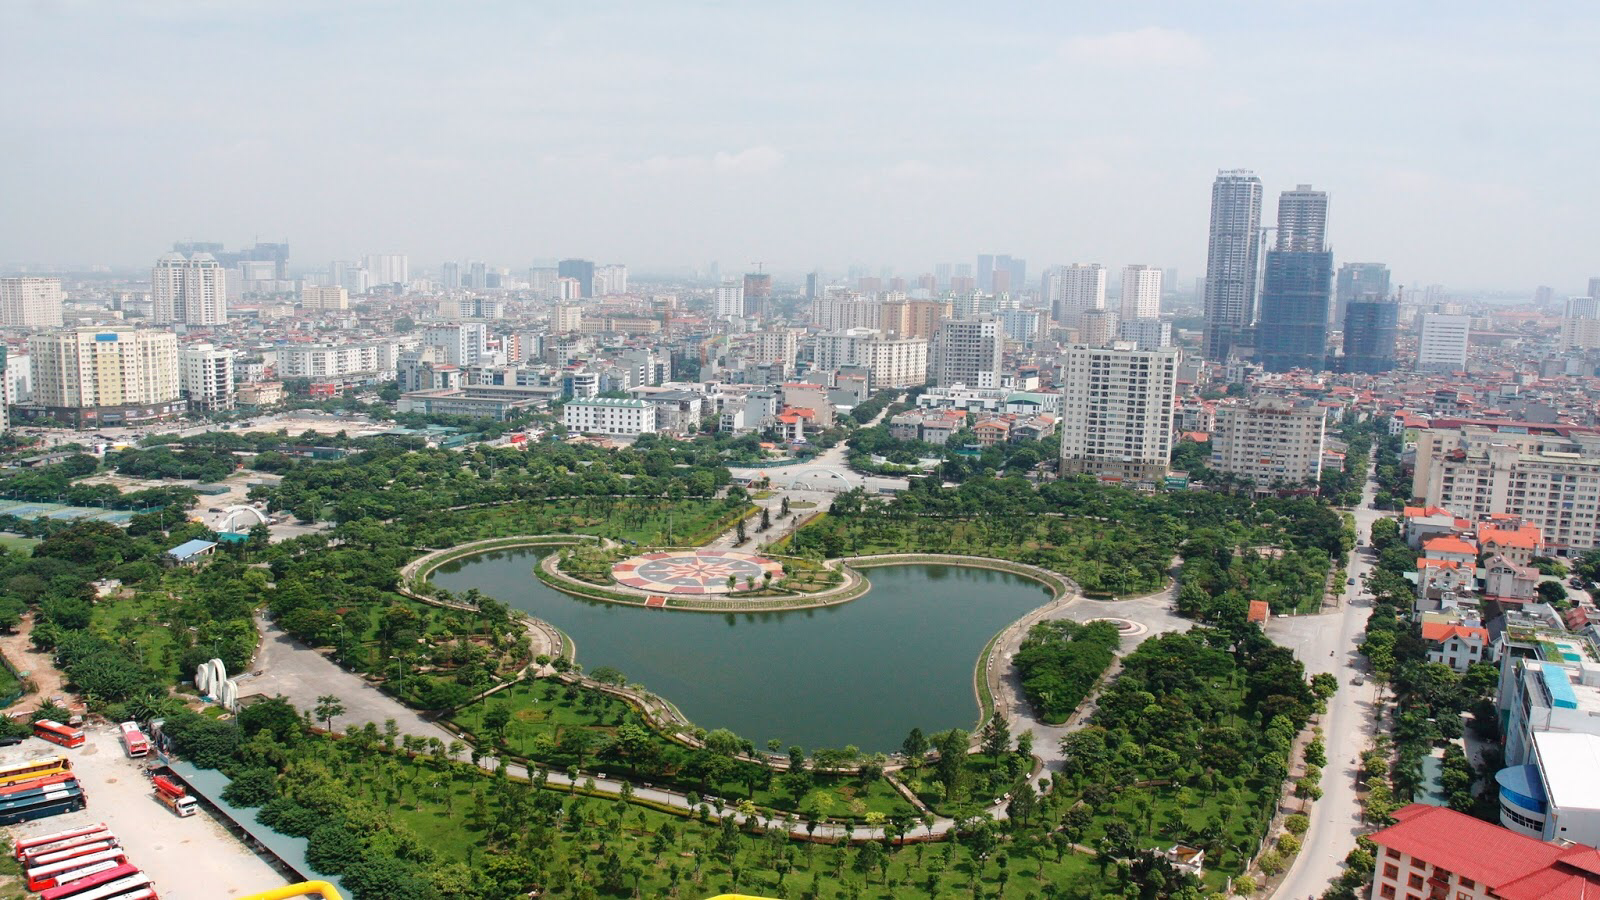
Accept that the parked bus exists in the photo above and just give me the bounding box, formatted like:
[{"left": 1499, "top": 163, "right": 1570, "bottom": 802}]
[
  {"left": 27, "top": 849, "right": 129, "bottom": 891},
  {"left": 26, "top": 838, "right": 114, "bottom": 870},
  {"left": 14, "top": 823, "right": 107, "bottom": 859},
  {"left": 38, "top": 863, "right": 139, "bottom": 900},
  {"left": 19, "top": 829, "right": 114, "bottom": 864},
  {"left": 0, "top": 772, "right": 76, "bottom": 796},
  {"left": 28, "top": 859, "right": 122, "bottom": 894},
  {"left": 0, "top": 755, "right": 71, "bottom": 788},
  {"left": 0, "top": 790, "right": 87, "bottom": 826},
  {"left": 116, "top": 723, "right": 149, "bottom": 759},
  {"left": 0, "top": 780, "right": 82, "bottom": 813},
  {"left": 42, "top": 871, "right": 151, "bottom": 900},
  {"left": 33, "top": 721, "right": 86, "bottom": 749}
]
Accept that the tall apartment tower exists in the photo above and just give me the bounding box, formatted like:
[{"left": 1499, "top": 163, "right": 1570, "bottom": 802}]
[
  {"left": 441, "top": 261, "right": 461, "bottom": 290},
  {"left": 1416, "top": 313, "right": 1471, "bottom": 373},
  {"left": 714, "top": 283, "right": 746, "bottom": 319},
  {"left": 558, "top": 259, "right": 596, "bottom": 298},
  {"left": 1119, "top": 265, "right": 1162, "bottom": 321},
  {"left": 1058, "top": 342, "right": 1180, "bottom": 485},
  {"left": 152, "top": 253, "right": 227, "bottom": 326},
  {"left": 1334, "top": 263, "right": 1391, "bottom": 329},
  {"left": 1046, "top": 263, "right": 1106, "bottom": 327},
  {"left": 1201, "top": 170, "right": 1263, "bottom": 360},
  {"left": 1256, "top": 184, "right": 1334, "bottom": 372},
  {"left": 1342, "top": 297, "right": 1400, "bottom": 373},
  {"left": 0, "top": 277, "right": 65, "bottom": 328},
  {"left": 931, "top": 317, "right": 1004, "bottom": 388}
]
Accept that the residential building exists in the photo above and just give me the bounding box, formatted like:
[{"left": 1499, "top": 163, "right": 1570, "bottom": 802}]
[
  {"left": 558, "top": 258, "right": 595, "bottom": 297},
  {"left": 878, "top": 299, "right": 950, "bottom": 340},
  {"left": 1078, "top": 308, "right": 1118, "bottom": 348},
  {"left": 1208, "top": 397, "right": 1327, "bottom": 489},
  {"left": 1256, "top": 184, "right": 1333, "bottom": 373},
  {"left": 363, "top": 254, "right": 409, "bottom": 287},
  {"left": 1498, "top": 628, "right": 1600, "bottom": 767},
  {"left": 1484, "top": 555, "right": 1540, "bottom": 604},
  {"left": 595, "top": 264, "right": 629, "bottom": 296},
  {"left": 1367, "top": 803, "right": 1600, "bottom": 900},
  {"left": 0, "top": 276, "right": 65, "bottom": 328},
  {"left": 811, "top": 293, "right": 881, "bottom": 331},
  {"left": 1411, "top": 422, "right": 1600, "bottom": 555},
  {"left": 1342, "top": 297, "right": 1400, "bottom": 373},
  {"left": 1333, "top": 262, "right": 1390, "bottom": 329},
  {"left": 714, "top": 283, "right": 745, "bottom": 319},
  {"left": 1417, "top": 313, "right": 1471, "bottom": 372},
  {"left": 1201, "top": 169, "right": 1264, "bottom": 360},
  {"left": 441, "top": 261, "right": 461, "bottom": 290},
  {"left": 24, "top": 326, "right": 183, "bottom": 426},
  {"left": 562, "top": 397, "right": 657, "bottom": 436},
  {"left": 152, "top": 252, "right": 227, "bottom": 325},
  {"left": 932, "top": 318, "right": 1004, "bottom": 388},
  {"left": 1058, "top": 342, "right": 1180, "bottom": 484},
  {"left": 274, "top": 342, "right": 399, "bottom": 382},
  {"left": 1117, "top": 317, "right": 1173, "bottom": 351},
  {"left": 397, "top": 387, "right": 542, "bottom": 420},
  {"left": 1420, "top": 621, "right": 1488, "bottom": 672},
  {"left": 552, "top": 304, "right": 583, "bottom": 334},
  {"left": 300, "top": 285, "right": 349, "bottom": 311},
  {"left": 179, "top": 343, "right": 235, "bottom": 412},
  {"left": 1044, "top": 263, "right": 1106, "bottom": 327},
  {"left": 1119, "top": 265, "right": 1162, "bottom": 321},
  {"left": 420, "top": 322, "right": 488, "bottom": 366},
  {"left": 749, "top": 329, "right": 801, "bottom": 368},
  {"left": 1479, "top": 518, "right": 1546, "bottom": 566},
  {"left": 812, "top": 328, "right": 928, "bottom": 389}
]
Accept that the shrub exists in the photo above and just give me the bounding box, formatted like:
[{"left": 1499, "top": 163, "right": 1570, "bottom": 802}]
[{"left": 1284, "top": 813, "right": 1310, "bottom": 835}]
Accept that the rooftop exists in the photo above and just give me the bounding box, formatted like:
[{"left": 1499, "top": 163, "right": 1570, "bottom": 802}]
[
  {"left": 1533, "top": 732, "right": 1600, "bottom": 812},
  {"left": 566, "top": 397, "right": 649, "bottom": 408}
]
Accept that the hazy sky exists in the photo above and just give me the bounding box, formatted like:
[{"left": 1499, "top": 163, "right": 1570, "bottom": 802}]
[{"left": 3, "top": 1, "right": 1598, "bottom": 291}]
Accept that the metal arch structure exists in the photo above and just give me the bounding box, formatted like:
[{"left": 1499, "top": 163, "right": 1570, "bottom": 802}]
[
  {"left": 216, "top": 505, "right": 269, "bottom": 532},
  {"left": 783, "top": 468, "right": 856, "bottom": 492}
]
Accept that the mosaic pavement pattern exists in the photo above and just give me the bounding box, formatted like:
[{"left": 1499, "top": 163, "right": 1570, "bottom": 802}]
[{"left": 612, "top": 549, "right": 785, "bottom": 595}]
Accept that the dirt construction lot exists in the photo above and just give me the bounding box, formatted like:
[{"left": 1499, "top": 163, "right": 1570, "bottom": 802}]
[{"left": 2, "top": 726, "right": 288, "bottom": 898}]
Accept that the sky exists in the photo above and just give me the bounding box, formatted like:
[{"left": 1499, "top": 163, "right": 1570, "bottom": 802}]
[{"left": 3, "top": 1, "right": 1598, "bottom": 292}]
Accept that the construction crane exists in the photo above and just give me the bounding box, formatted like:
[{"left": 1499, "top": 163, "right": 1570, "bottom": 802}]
[{"left": 749, "top": 261, "right": 766, "bottom": 274}]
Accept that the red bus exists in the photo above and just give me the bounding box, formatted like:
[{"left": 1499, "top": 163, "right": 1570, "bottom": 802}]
[
  {"left": 28, "top": 860, "right": 122, "bottom": 894},
  {"left": 19, "top": 830, "right": 115, "bottom": 864},
  {"left": 0, "top": 772, "right": 76, "bottom": 796},
  {"left": 27, "top": 849, "right": 128, "bottom": 891},
  {"left": 38, "top": 863, "right": 138, "bottom": 900},
  {"left": 13, "top": 823, "right": 106, "bottom": 859},
  {"left": 117, "top": 723, "right": 149, "bottom": 759},
  {"left": 33, "top": 721, "right": 85, "bottom": 749},
  {"left": 27, "top": 840, "right": 117, "bottom": 869},
  {"left": 0, "top": 756, "right": 72, "bottom": 788},
  {"left": 41, "top": 869, "right": 151, "bottom": 900}
]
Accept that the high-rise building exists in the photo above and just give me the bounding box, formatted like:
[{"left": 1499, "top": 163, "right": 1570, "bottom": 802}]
[
  {"left": 933, "top": 263, "right": 951, "bottom": 291},
  {"left": 805, "top": 272, "right": 819, "bottom": 301},
  {"left": 558, "top": 259, "right": 596, "bottom": 298},
  {"left": 441, "top": 261, "right": 461, "bottom": 290},
  {"left": 1117, "top": 318, "right": 1173, "bottom": 351},
  {"left": 179, "top": 343, "right": 235, "bottom": 412},
  {"left": 152, "top": 253, "right": 227, "bottom": 325},
  {"left": 1044, "top": 263, "right": 1106, "bottom": 326},
  {"left": 595, "top": 264, "right": 629, "bottom": 296},
  {"left": 811, "top": 293, "right": 881, "bottom": 332},
  {"left": 364, "top": 254, "right": 409, "bottom": 287},
  {"left": 811, "top": 328, "right": 928, "bottom": 389},
  {"left": 1119, "top": 265, "right": 1162, "bottom": 321},
  {"left": 1333, "top": 263, "right": 1391, "bottom": 329},
  {"left": 714, "top": 283, "right": 745, "bottom": 319},
  {"left": 1079, "top": 308, "right": 1119, "bottom": 348},
  {"left": 1588, "top": 277, "right": 1600, "bottom": 300},
  {"left": 468, "top": 261, "right": 488, "bottom": 291},
  {"left": 1256, "top": 184, "right": 1333, "bottom": 372},
  {"left": 300, "top": 285, "right": 349, "bottom": 311},
  {"left": 528, "top": 267, "right": 559, "bottom": 299},
  {"left": 26, "top": 326, "right": 183, "bottom": 426},
  {"left": 878, "top": 299, "right": 951, "bottom": 340},
  {"left": 421, "top": 322, "right": 488, "bottom": 366},
  {"left": 1416, "top": 313, "right": 1471, "bottom": 372},
  {"left": 977, "top": 254, "right": 995, "bottom": 293},
  {"left": 331, "top": 260, "right": 369, "bottom": 295},
  {"left": 1209, "top": 397, "right": 1326, "bottom": 489},
  {"left": 1561, "top": 297, "right": 1600, "bottom": 350},
  {"left": 0, "top": 277, "right": 65, "bottom": 328},
  {"left": 1058, "top": 342, "right": 1180, "bottom": 485},
  {"left": 931, "top": 318, "right": 1004, "bottom": 388},
  {"left": 1341, "top": 297, "right": 1400, "bottom": 373},
  {"left": 1201, "top": 169, "right": 1264, "bottom": 360}
]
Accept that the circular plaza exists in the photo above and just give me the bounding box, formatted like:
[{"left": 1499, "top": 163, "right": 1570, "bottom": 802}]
[{"left": 611, "top": 549, "right": 785, "bottom": 595}]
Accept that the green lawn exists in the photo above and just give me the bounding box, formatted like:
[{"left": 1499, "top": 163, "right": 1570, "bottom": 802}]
[
  {"left": 449, "top": 679, "right": 916, "bottom": 821},
  {"left": 422, "top": 498, "right": 750, "bottom": 548},
  {"left": 0, "top": 534, "right": 39, "bottom": 555},
  {"left": 89, "top": 591, "right": 183, "bottom": 680}
]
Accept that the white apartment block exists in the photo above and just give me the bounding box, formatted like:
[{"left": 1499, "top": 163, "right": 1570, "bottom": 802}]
[
  {"left": 811, "top": 328, "right": 928, "bottom": 389},
  {"left": 421, "top": 323, "right": 488, "bottom": 366},
  {"left": 152, "top": 253, "right": 227, "bottom": 325},
  {"left": 1119, "top": 265, "right": 1162, "bottom": 321},
  {"left": 0, "top": 277, "right": 65, "bottom": 328},
  {"left": 932, "top": 318, "right": 1004, "bottom": 388},
  {"left": 553, "top": 304, "right": 583, "bottom": 334},
  {"left": 300, "top": 285, "right": 349, "bottom": 311},
  {"left": 274, "top": 342, "right": 399, "bottom": 381},
  {"left": 1044, "top": 263, "right": 1105, "bottom": 327},
  {"left": 364, "top": 254, "right": 409, "bottom": 286},
  {"left": 1117, "top": 317, "right": 1173, "bottom": 351},
  {"left": 1413, "top": 423, "right": 1600, "bottom": 555},
  {"left": 179, "top": 342, "right": 235, "bottom": 412},
  {"left": 1208, "top": 397, "right": 1326, "bottom": 488},
  {"left": 811, "top": 293, "right": 882, "bottom": 332},
  {"left": 594, "top": 264, "right": 628, "bottom": 296},
  {"left": 1416, "top": 313, "right": 1471, "bottom": 372},
  {"left": 562, "top": 397, "right": 657, "bottom": 436},
  {"left": 749, "top": 329, "right": 801, "bottom": 367},
  {"left": 1058, "top": 342, "right": 1179, "bottom": 484},
  {"left": 714, "top": 284, "right": 746, "bottom": 319},
  {"left": 26, "top": 327, "right": 182, "bottom": 425}
]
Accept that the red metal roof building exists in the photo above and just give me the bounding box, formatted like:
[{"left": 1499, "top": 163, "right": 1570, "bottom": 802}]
[{"left": 1369, "top": 803, "right": 1600, "bottom": 899}]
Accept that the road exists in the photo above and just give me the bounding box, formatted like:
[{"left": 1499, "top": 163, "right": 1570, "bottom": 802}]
[{"left": 1269, "top": 465, "right": 1386, "bottom": 900}]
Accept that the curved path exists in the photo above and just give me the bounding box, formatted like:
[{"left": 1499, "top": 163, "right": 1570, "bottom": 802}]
[{"left": 250, "top": 549, "right": 1189, "bottom": 843}]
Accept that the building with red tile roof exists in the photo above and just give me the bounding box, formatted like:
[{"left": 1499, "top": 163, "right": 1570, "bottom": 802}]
[
  {"left": 1419, "top": 622, "right": 1489, "bottom": 671},
  {"left": 1420, "top": 534, "right": 1479, "bottom": 564},
  {"left": 1368, "top": 803, "right": 1600, "bottom": 900},
  {"left": 1478, "top": 519, "right": 1546, "bottom": 565},
  {"left": 1247, "top": 600, "right": 1269, "bottom": 625}
]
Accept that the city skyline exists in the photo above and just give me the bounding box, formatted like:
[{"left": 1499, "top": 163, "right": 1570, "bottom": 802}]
[{"left": 2, "top": 3, "right": 1598, "bottom": 290}]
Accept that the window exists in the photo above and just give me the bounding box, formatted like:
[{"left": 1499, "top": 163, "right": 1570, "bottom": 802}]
[
  {"left": 1384, "top": 864, "right": 1400, "bottom": 879},
  {"left": 1408, "top": 874, "right": 1424, "bottom": 889},
  {"left": 1379, "top": 887, "right": 1396, "bottom": 900},
  {"left": 1459, "top": 877, "right": 1475, "bottom": 889}
]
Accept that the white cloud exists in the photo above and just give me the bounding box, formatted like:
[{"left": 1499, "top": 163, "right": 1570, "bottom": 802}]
[
  {"left": 1059, "top": 27, "right": 1209, "bottom": 68},
  {"left": 712, "top": 145, "right": 785, "bottom": 173},
  {"left": 884, "top": 159, "right": 975, "bottom": 180}
]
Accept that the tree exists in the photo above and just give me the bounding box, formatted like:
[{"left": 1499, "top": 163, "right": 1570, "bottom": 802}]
[
  {"left": 901, "top": 727, "right": 927, "bottom": 768},
  {"left": 980, "top": 712, "right": 1010, "bottom": 759},
  {"left": 482, "top": 705, "right": 512, "bottom": 741},
  {"left": 314, "top": 694, "right": 346, "bottom": 732}
]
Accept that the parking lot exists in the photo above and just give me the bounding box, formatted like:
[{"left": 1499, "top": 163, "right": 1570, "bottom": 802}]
[{"left": 3, "top": 726, "right": 288, "bottom": 898}]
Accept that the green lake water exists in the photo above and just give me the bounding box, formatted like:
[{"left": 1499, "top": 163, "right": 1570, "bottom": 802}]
[{"left": 431, "top": 549, "right": 1050, "bottom": 752}]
